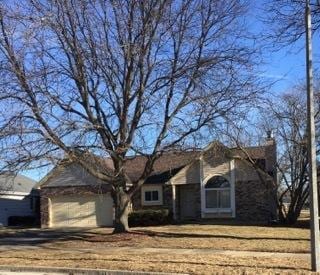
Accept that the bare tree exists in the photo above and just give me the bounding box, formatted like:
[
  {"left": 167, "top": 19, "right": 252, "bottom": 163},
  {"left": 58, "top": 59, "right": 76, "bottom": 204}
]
[
  {"left": 259, "top": 86, "right": 320, "bottom": 224},
  {"left": 262, "top": 0, "right": 320, "bottom": 48},
  {"left": 0, "top": 0, "right": 262, "bottom": 233}
]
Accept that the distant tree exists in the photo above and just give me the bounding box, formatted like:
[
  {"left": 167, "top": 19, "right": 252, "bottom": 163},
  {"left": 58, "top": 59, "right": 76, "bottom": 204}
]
[{"left": 0, "top": 0, "right": 262, "bottom": 233}]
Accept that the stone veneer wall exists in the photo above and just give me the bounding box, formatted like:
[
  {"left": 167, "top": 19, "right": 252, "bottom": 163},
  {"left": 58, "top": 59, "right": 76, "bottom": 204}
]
[
  {"left": 40, "top": 185, "right": 111, "bottom": 228},
  {"left": 194, "top": 183, "right": 202, "bottom": 219},
  {"left": 235, "top": 180, "right": 276, "bottom": 222}
]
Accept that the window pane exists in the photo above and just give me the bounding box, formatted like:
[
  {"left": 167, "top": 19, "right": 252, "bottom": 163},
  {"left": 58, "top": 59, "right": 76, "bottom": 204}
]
[
  {"left": 205, "top": 176, "right": 230, "bottom": 188},
  {"left": 205, "top": 190, "right": 218, "bottom": 208},
  {"left": 145, "top": 191, "right": 151, "bottom": 201},
  {"left": 219, "top": 190, "right": 231, "bottom": 208},
  {"left": 152, "top": 191, "right": 159, "bottom": 201}
]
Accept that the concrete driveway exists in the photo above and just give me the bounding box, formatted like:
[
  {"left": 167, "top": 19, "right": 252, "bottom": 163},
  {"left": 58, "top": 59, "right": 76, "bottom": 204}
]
[{"left": 0, "top": 227, "right": 104, "bottom": 246}]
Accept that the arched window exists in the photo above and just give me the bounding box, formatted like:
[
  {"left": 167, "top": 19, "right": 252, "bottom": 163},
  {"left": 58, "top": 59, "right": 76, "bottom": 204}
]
[{"left": 205, "top": 176, "right": 231, "bottom": 209}]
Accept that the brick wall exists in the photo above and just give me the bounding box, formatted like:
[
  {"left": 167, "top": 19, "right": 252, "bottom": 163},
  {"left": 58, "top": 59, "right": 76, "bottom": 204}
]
[{"left": 235, "top": 180, "right": 276, "bottom": 222}]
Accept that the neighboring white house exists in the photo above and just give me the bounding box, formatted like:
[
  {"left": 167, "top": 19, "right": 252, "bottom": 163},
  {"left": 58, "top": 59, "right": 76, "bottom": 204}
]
[{"left": 0, "top": 173, "right": 38, "bottom": 226}]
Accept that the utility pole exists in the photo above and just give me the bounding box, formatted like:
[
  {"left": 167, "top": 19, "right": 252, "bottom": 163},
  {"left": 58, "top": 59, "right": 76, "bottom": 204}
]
[{"left": 305, "top": 0, "right": 320, "bottom": 272}]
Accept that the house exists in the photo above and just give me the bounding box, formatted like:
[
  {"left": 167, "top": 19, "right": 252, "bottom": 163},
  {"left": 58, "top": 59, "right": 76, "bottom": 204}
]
[
  {"left": 39, "top": 138, "right": 277, "bottom": 228},
  {"left": 0, "top": 173, "right": 39, "bottom": 226}
]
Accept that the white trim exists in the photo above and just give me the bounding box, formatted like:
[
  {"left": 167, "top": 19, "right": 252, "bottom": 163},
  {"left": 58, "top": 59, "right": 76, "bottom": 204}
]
[
  {"left": 0, "top": 191, "right": 29, "bottom": 196},
  {"left": 200, "top": 160, "right": 236, "bottom": 217},
  {"left": 230, "top": 159, "right": 236, "bottom": 217},
  {"left": 0, "top": 194, "right": 27, "bottom": 200},
  {"left": 204, "top": 208, "right": 232, "bottom": 213},
  {"left": 48, "top": 197, "right": 52, "bottom": 228},
  {"left": 200, "top": 156, "right": 205, "bottom": 218},
  {"left": 172, "top": 184, "right": 177, "bottom": 220}
]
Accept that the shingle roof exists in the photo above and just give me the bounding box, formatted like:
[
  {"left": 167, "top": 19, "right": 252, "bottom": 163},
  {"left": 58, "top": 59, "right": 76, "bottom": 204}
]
[
  {"left": 104, "top": 151, "right": 201, "bottom": 182},
  {"left": 230, "top": 145, "right": 268, "bottom": 160},
  {"left": 0, "top": 173, "right": 37, "bottom": 194},
  {"left": 40, "top": 142, "right": 272, "bottom": 187},
  {"left": 40, "top": 151, "right": 201, "bottom": 188}
]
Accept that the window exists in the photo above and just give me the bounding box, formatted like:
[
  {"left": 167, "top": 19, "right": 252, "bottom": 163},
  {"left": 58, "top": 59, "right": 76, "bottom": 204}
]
[
  {"left": 205, "top": 176, "right": 231, "bottom": 209},
  {"left": 145, "top": 190, "right": 159, "bottom": 202},
  {"left": 141, "top": 185, "right": 163, "bottom": 205}
]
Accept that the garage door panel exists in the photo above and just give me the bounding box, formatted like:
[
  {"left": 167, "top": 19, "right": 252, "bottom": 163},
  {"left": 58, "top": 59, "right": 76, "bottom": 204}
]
[
  {"left": 51, "top": 194, "right": 113, "bottom": 227},
  {"left": 95, "top": 194, "right": 113, "bottom": 226}
]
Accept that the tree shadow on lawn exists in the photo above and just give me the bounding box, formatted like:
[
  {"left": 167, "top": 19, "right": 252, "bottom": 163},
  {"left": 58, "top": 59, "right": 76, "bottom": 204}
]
[
  {"left": 0, "top": 221, "right": 310, "bottom": 247},
  {"left": 170, "top": 218, "right": 312, "bottom": 229},
  {"left": 132, "top": 229, "right": 309, "bottom": 242}
]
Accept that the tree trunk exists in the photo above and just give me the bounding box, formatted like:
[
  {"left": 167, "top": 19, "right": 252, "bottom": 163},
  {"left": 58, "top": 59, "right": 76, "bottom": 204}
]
[
  {"left": 278, "top": 201, "right": 302, "bottom": 225},
  {"left": 278, "top": 203, "right": 287, "bottom": 223},
  {"left": 286, "top": 209, "right": 299, "bottom": 224},
  {"left": 112, "top": 186, "right": 131, "bottom": 234}
]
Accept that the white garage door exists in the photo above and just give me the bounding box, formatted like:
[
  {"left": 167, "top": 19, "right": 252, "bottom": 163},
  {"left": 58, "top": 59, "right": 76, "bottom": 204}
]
[{"left": 51, "top": 194, "right": 113, "bottom": 227}]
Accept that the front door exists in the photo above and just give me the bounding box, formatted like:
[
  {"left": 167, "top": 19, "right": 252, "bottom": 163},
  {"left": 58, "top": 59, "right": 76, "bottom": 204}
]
[{"left": 179, "top": 185, "right": 196, "bottom": 220}]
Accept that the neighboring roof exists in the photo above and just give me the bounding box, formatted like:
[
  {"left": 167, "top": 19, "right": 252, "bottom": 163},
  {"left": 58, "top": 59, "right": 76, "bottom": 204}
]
[{"left": 0, "top": 173, "right": 37, "bottom": 194}]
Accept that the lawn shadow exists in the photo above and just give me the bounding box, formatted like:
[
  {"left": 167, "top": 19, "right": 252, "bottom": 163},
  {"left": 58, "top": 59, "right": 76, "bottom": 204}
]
[
  {"left": 170, "top": 218, "right": 312, "bottom": 229},
  {"left": 132, "top": 229, "right": 310, "bottom": 242}
]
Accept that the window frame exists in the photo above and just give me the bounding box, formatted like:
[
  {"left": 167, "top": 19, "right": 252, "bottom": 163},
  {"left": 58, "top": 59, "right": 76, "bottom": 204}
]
[
  {"left": 144, "top": 190, "right": 159, "bottom": 202},
  {"left": 204, "top": 176, "right": 232, "bottom": 213},
  {"left": 141, "top": 185, "right": 163, "bottom": 206}
]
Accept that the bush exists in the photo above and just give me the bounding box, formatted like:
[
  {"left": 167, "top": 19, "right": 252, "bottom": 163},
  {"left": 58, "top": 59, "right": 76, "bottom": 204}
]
[
  {"left": 128, "top": 209, "right": 172, "bottom": 227},
  {"left": 7, "top": 216, "right": 38, "bottom": 226}
]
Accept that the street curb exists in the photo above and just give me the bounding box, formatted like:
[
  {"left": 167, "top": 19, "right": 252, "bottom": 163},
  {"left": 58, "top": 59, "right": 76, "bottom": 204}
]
[{"left": 0, "top": 266, "right": 186, "bottom": 275}]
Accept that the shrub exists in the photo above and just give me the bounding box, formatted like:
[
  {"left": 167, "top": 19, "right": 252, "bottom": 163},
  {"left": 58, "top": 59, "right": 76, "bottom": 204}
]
[
  {"left": 128, "top": 209, "right": 172, "bottom": 227},
  {"left": 7, "top": 216, "right": 38, "bottom": 226}
]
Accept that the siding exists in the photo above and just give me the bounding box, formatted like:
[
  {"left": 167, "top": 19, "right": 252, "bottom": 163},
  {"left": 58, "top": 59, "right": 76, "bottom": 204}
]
[
  {"left": 171, "top": 161, "right": 200, "bottom": 185},
  {"left": 235, "top": 159, "right": 269, "bottom": 182},
  {"left": 0, "top": 196, "right": 34, "bottom": 226},
  {"left": 202, "top": 143, "right": 231, "bottom": 181},
  {"left": 42, "top": 163, "right": 106, "bottom": 188}
]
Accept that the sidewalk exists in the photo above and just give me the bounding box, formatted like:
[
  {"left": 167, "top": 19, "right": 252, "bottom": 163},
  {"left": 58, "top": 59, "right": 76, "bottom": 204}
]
[{"left": 0, "top": 265, "right": 182, "bottom": 275}]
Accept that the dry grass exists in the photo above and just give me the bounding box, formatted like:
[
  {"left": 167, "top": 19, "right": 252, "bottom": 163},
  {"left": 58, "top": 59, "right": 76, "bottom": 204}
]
[
  {"left": 0, "top": 223, "right": 312, "bottom": 274},
  {"left": 45, "top": 224, "right": 311, "bottom": 253},
  {"left": 0, "top": 248, "right": 311, "bottom": 274}
]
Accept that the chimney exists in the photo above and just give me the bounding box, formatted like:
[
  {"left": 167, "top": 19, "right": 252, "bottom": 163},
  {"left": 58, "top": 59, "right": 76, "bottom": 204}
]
[
  {"left": 265, "top": 130, "right": 277, "bottom": 181},
  {"left": 265, "top": 130, "right": 275, "bottom": 146}
]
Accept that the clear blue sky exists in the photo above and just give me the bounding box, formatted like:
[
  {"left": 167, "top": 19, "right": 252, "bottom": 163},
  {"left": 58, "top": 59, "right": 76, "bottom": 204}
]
[{"left": 23, "top": 1, "right": 319, "bottom": 181}]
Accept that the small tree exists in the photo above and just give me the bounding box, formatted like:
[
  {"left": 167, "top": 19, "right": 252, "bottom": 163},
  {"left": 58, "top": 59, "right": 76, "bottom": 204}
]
[{"left": 0, "top": 0, "right": 262, "bottom": 233}]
